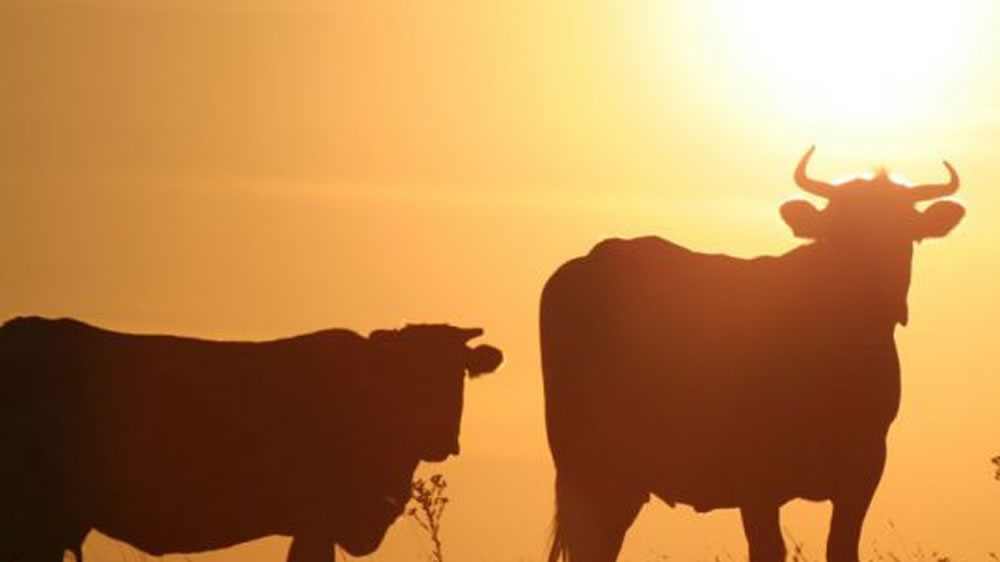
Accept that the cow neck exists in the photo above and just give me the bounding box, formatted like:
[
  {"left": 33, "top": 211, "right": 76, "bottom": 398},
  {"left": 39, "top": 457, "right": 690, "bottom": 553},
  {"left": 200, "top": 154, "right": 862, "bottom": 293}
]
[{"left": 785, "top": 240, "right": 912, "bottom": 336}]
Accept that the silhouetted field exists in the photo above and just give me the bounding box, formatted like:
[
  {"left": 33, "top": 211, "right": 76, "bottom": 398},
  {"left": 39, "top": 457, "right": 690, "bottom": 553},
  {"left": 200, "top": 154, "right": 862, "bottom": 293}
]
[
  {"left": 83, "top": 461, "right": 1000, "bottom": 561},
  {"left": 400, "top": 466, "right": 999, "bottom": 562}
]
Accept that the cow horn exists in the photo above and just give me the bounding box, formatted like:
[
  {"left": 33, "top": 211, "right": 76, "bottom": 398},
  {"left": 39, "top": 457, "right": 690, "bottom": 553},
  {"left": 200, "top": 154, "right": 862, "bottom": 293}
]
[
  {"left": 907, "top": 161, "right": 959, "bottom": 202},
  {"left": 458, "top": 327, "right": 484, "bottom": 343},
  {"left": 794, "top": 145, "right": 836, "bottom": 199}
]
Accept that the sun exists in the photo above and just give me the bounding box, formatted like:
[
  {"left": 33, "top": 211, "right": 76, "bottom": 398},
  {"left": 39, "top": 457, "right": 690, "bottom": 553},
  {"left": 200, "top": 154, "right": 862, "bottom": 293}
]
[{"left": 701, "top": 0, "right": 986, "bottom": 126}]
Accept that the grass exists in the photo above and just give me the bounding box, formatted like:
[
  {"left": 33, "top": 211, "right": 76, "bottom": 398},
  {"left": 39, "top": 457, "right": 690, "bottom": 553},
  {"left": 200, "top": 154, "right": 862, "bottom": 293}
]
[
  {"left": 88, "top": 454, "right": 1000, "bottom": 561},
  {"left": 408, "top": 474, "right": 449, "bottom": 562},
  {"left": 405, "top": 457, "right": 1000, "bottom": 561}
]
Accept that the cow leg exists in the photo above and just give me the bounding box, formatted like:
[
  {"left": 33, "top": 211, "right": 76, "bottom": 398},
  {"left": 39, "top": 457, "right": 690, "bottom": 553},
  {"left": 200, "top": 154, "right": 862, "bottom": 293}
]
[
  {"left": 28, "top": 547, "right": 67, "bottom": 562},
  {"left": 551, "top": 474, "right": 645, "bottom": 562},
  {"left": 287, "top": 535, "right": 335, "bottom": 562},
  {"left": 740, "top": 502, "right": 785, "bottom": 562},
  {"left": 66, "top": 526, "right": 89, "bottom": 562},
  {"left": 826, "top": 443, "right": 886, "bottom": 562},
  {"left": 3, "top": 516, "right": 82, "bottom": 562},
  {"left": 8, "top": 540, "right": 67, "bottom": 562}
]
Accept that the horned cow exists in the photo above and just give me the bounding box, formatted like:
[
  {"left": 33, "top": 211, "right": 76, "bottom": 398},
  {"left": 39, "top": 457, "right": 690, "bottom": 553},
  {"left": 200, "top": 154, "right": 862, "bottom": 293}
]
[{"left": 540, "top": 147, "right": 965, "bottom": 562}]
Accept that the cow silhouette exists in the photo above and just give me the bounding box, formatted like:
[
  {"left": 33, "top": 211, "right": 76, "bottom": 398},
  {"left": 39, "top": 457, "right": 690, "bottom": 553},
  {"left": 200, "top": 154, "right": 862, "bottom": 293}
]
[
  {"left": 0, "top": 318, "right": 502, "bottom": 562},
  {"left": 539, "top": 147, "right": 965, "bottom": 562}
]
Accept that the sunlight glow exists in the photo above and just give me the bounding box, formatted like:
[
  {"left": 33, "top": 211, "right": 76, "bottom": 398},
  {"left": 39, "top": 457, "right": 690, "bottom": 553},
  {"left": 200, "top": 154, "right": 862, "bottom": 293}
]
[
  {"left": 829, "top": 172, "right": 911, "bottom": 185},
  {"left": 708, "top": 0, "right": 983, "bottom": 125},
  {"left": 888, "top": 172, "right": 913, "bottom": 186}
]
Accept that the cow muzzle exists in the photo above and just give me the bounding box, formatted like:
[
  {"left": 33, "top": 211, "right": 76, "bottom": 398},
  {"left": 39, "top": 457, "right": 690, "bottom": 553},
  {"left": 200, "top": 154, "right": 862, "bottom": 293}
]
[{"left": 423, "top": 440, "right": 459, "bottom": 462}]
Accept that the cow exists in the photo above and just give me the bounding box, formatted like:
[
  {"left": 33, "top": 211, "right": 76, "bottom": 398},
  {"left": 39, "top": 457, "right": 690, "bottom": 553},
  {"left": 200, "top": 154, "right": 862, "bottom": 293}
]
[
  {"left": 0, "top": 317, "right": 502, "bottom": 562},
  {"left": 539, "top": 147, "right": 965, "bottom": 562}
]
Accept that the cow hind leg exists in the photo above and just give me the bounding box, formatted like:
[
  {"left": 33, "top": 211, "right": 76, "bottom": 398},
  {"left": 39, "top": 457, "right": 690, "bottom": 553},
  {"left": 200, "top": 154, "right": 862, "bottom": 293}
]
[
  {"left": 0, "top": 521, "right": 75, "bottom": 562},
  {"left": 3, "top": 520, "right": 89, "bottom": 562},
  {"left": 5, "top": 541, "right": 69, "bottom": 562},
  {"left": 740, "top": 502, "right": 785, "bottom": 562},
  {"left": 66, "top": 528, "right": 89, "bottom": 562},
  {"left": 548, "top": 473, "right": 645, "bottom": 562}
]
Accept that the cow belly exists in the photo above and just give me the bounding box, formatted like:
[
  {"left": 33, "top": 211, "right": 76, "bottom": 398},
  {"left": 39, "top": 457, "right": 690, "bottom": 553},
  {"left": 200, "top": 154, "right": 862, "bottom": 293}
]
[
  {"left": 645, "top": 411, "right": 885, "bottom": 512},
  {"left": 79, "top": 450, "right": 302, "bottom": 554},
  {"left": 648, "top": 442, "right": 834, "bottom": 512},
  {"left": 77, "top": 435, "right": 412, "bottom": 556},
  {"left": 64, "top": 412, "right": 333, "bottom": 555},
  {"left": 93, "top": 499, "right": 281, "bottom": 555}
]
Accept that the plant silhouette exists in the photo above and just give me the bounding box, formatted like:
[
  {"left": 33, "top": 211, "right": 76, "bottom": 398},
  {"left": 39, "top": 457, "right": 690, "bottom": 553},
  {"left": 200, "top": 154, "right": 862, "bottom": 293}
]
[
  {"left": 540, "top": 147, "right": 966, "bottom": 562},
  {"left": 0, "top": 319, "right": 502, "bottom": 562},
  {"left": 408, "top": 473, "right": 450, "bottom": 562}
]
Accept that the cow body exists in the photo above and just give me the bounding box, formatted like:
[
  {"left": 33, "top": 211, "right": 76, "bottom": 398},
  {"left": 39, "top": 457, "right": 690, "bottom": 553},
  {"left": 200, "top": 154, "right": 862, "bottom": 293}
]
[
  {"left": 0, "top": 317, "right": 502, "bottom": 561},
  {"left": 543, "top": 237, "right": 898, "bottom": 511},
  {"left": 540, "top": 148, "right": 964, "bottom": 562}
]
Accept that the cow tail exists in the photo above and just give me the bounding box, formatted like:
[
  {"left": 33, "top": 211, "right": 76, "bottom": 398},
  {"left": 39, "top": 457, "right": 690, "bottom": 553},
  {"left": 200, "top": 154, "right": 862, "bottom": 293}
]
[{"left": 546, "top": 476, "right": 570, "bottom": 562}]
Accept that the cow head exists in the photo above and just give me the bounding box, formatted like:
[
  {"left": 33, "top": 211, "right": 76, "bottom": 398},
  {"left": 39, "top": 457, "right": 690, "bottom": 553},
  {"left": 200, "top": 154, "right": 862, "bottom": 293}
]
[
  {"left": 779, "top": 146, "right": 965, "bottom": 324},
  {"left": 330, "top": 325, "right": 500, "bottom": 555},
  {"left": 781, "top": 146, "right": 964, "bottom": 243},
  {"left": 370, "top": 324, "right": 503, "bottom": 462}
]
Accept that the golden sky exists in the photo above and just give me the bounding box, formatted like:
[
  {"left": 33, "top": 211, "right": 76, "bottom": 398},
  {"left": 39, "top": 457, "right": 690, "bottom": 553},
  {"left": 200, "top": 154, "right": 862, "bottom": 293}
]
[{"left": 2, "top": 1, "right": 998, "bottom": 560}]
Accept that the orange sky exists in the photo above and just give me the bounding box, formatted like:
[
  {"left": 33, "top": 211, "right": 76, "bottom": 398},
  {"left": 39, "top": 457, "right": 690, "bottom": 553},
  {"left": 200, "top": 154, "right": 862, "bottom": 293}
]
[{"left": 2, "top": 1, "right": 999, "bottom": 560}]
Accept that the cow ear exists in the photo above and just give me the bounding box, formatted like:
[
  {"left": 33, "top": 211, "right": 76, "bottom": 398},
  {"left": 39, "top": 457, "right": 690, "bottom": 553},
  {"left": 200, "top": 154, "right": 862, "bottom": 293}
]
[
  {"left": 780, "top": 199, "right": 825, "bottom": 239},
  {"left": 466, "top": 344, "right": 503, "bottom": 377},
  {"left": 915, "top": 200, "right": 965, "bottom": 240}
]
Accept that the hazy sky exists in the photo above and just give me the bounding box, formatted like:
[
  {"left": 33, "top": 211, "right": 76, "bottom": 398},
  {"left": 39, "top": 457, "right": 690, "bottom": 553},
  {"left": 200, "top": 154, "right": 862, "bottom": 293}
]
[{"left": 2, "top": 1, "right": 998, "bottom": 560}]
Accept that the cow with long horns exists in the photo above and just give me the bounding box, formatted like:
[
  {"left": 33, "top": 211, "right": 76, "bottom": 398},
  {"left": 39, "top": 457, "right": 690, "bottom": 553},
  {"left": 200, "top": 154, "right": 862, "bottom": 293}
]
[{"left": 540, "top": 147, "right": 965, "bottom": 562}]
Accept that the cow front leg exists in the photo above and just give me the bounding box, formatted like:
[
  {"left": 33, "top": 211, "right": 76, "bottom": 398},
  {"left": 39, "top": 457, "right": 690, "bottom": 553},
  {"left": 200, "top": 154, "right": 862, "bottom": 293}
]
[
  {"left": 740, "top": 502, "right": 785, "bottom": 562},
  {"left": 826, "top": 442, "right": 886, "bottom": 562},
  {"left": 287, "top": 535, "right": 335, "bottom": 562}
]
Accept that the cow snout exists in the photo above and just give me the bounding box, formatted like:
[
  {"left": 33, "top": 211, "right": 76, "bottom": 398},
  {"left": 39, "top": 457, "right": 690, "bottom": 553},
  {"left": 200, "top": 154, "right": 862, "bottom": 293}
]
[{"left": 422, "top": 439, "right": 459, "bottom": 462}]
